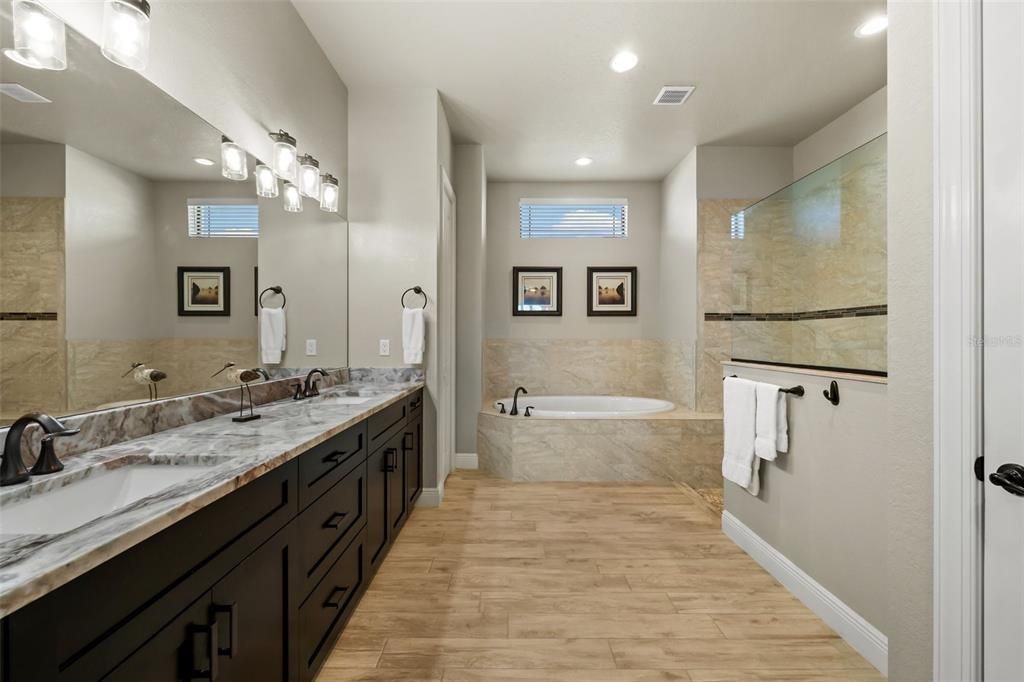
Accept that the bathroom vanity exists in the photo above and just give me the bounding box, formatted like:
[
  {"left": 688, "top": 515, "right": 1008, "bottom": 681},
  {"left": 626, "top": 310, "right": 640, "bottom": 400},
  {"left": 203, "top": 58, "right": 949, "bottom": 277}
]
[{"left": 0, "top": 384, "right": 424, "bottom": 682}]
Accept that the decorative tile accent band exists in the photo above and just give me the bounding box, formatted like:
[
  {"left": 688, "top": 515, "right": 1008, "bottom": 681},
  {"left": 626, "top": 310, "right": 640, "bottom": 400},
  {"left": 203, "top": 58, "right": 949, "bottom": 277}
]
[
  {"left": 704, "top": 304, "right": 887, "bottom": 322},
  {"left": 0, "top": 312, "right": 58, "bottom": 321}
]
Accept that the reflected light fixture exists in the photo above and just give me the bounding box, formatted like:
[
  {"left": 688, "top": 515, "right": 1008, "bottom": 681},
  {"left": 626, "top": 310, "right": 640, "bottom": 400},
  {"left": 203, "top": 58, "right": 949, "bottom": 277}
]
[
  {"left": 575, "top": 156, "right": 593, "bottom": 167},
  {"left": 298, "top": 154, "right": 321, "bottom": 199},
  {"left": 319, "top": 173, "right": 340, "bottom": 213},
  {"left": 269, "top": 130, "right": 297, "bottom": 181},
  {"left": 609, "top": 50, "right": 638, "bottom": 73},
  {"left": 193, "top": 157, "right": 216, "bottom": 166},
  {"left": 101, "top": 0, "right": 151, "bottom": 71},
  {"left": 854, "top": 15, "right": 888, "bottom": 37},
  {"left": 220, "top": 136, "right": 248, "bottom": 181},
  {"left": 255, "top": 162, "right": 278, "bottom": 198},
  {"left": 7, "top": 0, "right": 67, "bottom": 71},
  {"left": 283, "top": 181, "right": 302, "bottom": 213}
]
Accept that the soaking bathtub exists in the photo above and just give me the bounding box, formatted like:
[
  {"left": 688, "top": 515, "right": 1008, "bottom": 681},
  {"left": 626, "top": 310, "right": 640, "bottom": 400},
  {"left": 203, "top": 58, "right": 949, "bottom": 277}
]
[{"left": 494, "top": 395, "right": 674, "bottom": 419}]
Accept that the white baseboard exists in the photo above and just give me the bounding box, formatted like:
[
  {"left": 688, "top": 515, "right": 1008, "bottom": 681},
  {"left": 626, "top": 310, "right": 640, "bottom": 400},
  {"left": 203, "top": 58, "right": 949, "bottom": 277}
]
[
  {"left": 416, "top": 488, "right": 443, "bottom": 508},
  {"left": 455, "top": 452, "right": 479, "bottom": 469},
  {"left": 722, "top": 511, "right": 888, "bottom": 676}
]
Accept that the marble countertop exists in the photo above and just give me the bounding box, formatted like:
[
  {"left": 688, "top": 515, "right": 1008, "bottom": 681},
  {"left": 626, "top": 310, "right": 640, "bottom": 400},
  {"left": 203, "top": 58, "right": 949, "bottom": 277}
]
[{"left": 0, "top": 379, "right": 424, "bottom": 618}]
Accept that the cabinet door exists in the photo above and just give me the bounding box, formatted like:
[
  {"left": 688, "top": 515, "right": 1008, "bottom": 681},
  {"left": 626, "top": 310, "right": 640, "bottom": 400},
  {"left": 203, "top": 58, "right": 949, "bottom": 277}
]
[
  {"left": 103, "top": 596, "right": 212, "bottom": 682},
  {"left": 365, "top": 450, "right": 390, "bottom": 574},
  {"left": 212, "top": 521, "right": 299, "bottom": 682},
  {"left": 387, "top": 441, "right": 407, "bottom": 533},
  {"left": 404, "top": 415, "right": 423, "bottom": 506}
]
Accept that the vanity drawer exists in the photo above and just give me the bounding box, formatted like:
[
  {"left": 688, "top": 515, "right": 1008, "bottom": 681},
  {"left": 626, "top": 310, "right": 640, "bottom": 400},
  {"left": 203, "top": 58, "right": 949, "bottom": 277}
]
[
  {"left": 407, "top": 389, "right": 424, "bottom": 418},
  {"left": 367, "top": 399, "right": 408, "bottom": 452},
  {"left": 299, "top": 422, "right": 367, "bottom": 510},
  {"left": 299, "top": 461, "right": 367, "bottom": 597},
  {"left": 299, "top": 530, "right": 366, "bottom": 681}
]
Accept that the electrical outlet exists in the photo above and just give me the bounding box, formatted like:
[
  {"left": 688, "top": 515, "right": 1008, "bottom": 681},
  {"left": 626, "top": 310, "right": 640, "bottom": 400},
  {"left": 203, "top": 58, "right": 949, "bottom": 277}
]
[
  {"left": 305, "top": 339, "right": 317, "bottom": 356},
  {"left": 379, "top": 339, "right": 390, "bottom": 356}
]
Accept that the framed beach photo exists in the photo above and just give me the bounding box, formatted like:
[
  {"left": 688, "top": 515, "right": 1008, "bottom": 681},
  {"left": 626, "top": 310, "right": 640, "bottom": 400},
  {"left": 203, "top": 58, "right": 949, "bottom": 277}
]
[
  {"left": 587, "top": 266, "right": 637, "bottom": 316},
  {"left": 512, "top": 266, "right": 562, "bottom": 316},
  {"left": 177, "top": 266, "right": 231, "bottom": 316}
]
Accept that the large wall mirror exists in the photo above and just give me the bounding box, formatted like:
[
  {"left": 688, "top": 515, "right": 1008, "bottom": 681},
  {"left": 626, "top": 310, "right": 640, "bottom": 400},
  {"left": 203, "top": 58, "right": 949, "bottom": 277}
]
[{"left": 0, "top": 13, "right": 347, "bottom": 425}]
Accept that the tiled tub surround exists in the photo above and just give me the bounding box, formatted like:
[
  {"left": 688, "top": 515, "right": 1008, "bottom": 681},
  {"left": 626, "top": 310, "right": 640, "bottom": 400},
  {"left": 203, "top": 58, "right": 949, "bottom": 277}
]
[
  {"left": 477, "top": 407, "right": 722, "bottom": 488},
  {"left": 0, "top": 376, "right": 424, "bottom": 617}
]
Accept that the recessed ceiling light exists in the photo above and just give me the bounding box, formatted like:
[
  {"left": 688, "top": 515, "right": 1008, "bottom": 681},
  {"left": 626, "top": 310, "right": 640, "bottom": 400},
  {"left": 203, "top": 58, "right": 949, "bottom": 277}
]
[
  {"left": 855, "top": 15, "right": 888, "bottom": 37},
  {"left": 609, "top": 50, "right": 638, "bottom": 73},
  {"left": 193, "top": 157, "right": 215, "bottom": 166},
  {"left": 575, "top": 156, "right": 593, "bottom": 167}
]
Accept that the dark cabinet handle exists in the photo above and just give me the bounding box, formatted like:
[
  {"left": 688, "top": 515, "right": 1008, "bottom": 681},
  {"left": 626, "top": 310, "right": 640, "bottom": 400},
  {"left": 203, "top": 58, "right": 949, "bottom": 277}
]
[
  {"left": 187, "top": 623, "right": 219, "bottom": 680},
  {"left": 990, "top": 463, "right": 1024, "bottom": 497},
  {"left": 410, "top": 396, "right": 422, "bottom": 409},
  {"left": 323, "top": 586, "right": 348, "bottom": 609},
  {"left": 322, "top": 511, "right": 348, "bottom": 529},
  {"left": 383, "top": 448, "right": 398, "bottom": 472},
  {"left": 211, "top": 603, "right": 238, "bottom": 659},
  {"left": 323, "top": 449, "right": 350, "bottom": 465}
]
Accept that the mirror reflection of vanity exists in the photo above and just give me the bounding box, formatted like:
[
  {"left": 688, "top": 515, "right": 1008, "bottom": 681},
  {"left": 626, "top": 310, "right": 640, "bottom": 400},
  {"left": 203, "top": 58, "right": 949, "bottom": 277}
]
[{"left": 0, "top": 14, "right": 347, "bottom": 425}]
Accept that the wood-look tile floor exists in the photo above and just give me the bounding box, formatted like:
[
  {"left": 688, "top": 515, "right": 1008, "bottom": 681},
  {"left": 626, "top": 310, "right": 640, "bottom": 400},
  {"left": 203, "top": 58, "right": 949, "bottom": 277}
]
[{"left": 317, "top": 472, "right": 881, "bottom": 682}]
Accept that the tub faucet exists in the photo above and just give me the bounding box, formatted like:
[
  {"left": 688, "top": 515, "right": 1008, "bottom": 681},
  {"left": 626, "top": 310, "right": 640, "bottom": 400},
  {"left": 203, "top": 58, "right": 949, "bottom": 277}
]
[
  {"left": 510, "top": 386, "right": 528, "bottom": 416},
  {"left": 2, "top": 413, "right": 81, "bottom": 486}
]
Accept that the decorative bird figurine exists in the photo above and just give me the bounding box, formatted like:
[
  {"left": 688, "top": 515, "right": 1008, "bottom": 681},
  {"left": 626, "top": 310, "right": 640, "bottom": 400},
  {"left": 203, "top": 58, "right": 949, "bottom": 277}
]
[
  {"left": 121, "top": 362, "right": 168, "bottom": 401},
  {"left": 211, "top": 363, "right": 270, "bottom": 422}
]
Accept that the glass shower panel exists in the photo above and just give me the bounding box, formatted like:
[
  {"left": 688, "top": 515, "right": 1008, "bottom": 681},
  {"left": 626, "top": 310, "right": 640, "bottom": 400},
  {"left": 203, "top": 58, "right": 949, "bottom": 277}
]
[{"left": 728, "top": 134, "right": 887, "bottom": 374}]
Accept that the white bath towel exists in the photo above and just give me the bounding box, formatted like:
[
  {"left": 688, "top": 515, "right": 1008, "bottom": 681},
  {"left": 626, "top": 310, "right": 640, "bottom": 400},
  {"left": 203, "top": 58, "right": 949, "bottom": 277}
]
[
  {"left": 403, "top": 308, "right": 425, "bottom": 365},
  {"left": 260, "top": 307, "right": 287, "bottom": 364},
  {"left": 722, "top": 377, "right": 759, "bottom": 495},
  {"left": 754, "top": 382, "right": 788, "bottom": 461}
]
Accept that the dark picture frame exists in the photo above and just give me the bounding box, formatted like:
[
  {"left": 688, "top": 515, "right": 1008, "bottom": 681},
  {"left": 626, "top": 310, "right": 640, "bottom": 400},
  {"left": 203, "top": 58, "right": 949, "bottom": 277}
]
[
  {"left": 177, "top": 266, "right": 231, "bottom": 317},
  {"left": 512, "top": 266, "right": 563, "bottom": 316},
  {"left": 587, "top": 266, "right": 638, "bottom": 316}
]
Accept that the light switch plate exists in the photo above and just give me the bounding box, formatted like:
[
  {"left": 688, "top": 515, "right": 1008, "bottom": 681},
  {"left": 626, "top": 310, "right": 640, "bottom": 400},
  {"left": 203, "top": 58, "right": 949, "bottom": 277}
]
[
  {"left": 379, "top": 339, "right": 390, "bottom": 356},
  {"left": 305, "top": 339, "right": 317, "bottom": 356}
]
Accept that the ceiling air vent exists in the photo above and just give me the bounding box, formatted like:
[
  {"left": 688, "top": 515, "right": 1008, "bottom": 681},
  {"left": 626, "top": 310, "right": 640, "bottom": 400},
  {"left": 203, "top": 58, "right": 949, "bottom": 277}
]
[{"left": 653, "top": 85, "right": 695, "bottom": 106}]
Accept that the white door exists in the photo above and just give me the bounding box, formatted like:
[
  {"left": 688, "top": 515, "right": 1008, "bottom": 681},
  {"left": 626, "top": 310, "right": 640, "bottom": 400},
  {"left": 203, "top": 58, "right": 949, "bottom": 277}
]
[
  {"left": 983, "top": 2, "right": 1024, "bottom": 677},
  {"left": 437, "top": 168, "right": 457, "bottom": 482}
]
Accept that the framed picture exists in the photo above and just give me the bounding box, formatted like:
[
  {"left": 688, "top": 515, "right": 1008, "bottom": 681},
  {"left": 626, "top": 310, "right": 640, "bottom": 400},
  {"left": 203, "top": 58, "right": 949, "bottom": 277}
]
[
  {"left": 587, "top": 266, "right": 637, "bottom": 316},
  {"left": 512, "top": 266, "right": 562, "bottom": 316},
  {"left": 177, "top": 266, "right": 231, "bottom": 316}
]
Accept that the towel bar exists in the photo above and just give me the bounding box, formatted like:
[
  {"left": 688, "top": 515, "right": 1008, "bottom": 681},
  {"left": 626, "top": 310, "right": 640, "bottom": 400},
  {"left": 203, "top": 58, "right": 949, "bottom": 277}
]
[{"left": 723, "top": 375, "right": 804, "bottom": 397}]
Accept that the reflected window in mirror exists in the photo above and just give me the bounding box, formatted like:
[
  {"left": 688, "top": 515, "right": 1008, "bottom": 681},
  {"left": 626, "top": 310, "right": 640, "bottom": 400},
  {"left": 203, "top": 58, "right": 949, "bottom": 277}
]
[{"left": 187, "top": 199, "right": 259, "bottom": 239}]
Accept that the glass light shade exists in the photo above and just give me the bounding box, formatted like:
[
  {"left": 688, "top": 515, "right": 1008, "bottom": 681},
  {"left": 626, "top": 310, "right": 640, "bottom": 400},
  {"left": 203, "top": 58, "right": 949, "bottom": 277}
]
[
  {"left": 255, "top": 164, "right": 278, "bottom": 198},
  {"left": 10, "top": 1, "right": 67, "bottom": 71},
  {"left": 283, "top": 182, "right": 303, "bottom": 213},
  {"left": 101, "top": 0, "right": 150, "bottom": 71},
  {"left": 319, "top": 174, "right": 340, "bottom": 213},
  {"left": 220, "top": 138, "right": 248, "bottom": 181},
  {"left": 269, "top": 131, "right": 297, "bottom": 180},
  {"left": 298, "top": 155, "right": 321, "bottom": 198}
]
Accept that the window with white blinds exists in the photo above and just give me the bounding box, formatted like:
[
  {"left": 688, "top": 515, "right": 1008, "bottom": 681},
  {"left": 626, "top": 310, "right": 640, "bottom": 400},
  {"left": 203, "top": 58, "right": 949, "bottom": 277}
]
[
  {"left": 187, "top": 199, "right": 260, "bottom": 238},
  {"left": 519, "top": 198, "right": 628, "bottom": 239}
]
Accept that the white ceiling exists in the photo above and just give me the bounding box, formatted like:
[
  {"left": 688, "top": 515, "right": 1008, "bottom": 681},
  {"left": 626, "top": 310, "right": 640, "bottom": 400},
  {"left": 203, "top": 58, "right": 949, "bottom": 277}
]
[{"left": 293, "top": 0, "right": 887, "bottom": 181}]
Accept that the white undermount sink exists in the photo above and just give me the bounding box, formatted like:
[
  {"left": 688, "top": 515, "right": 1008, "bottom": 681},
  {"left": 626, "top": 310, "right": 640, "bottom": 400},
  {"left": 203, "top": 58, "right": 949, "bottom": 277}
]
[
  {"left": 316, "top": 395, "right": 373, "bottom": 405},
  {"left": 0, "top": 464, "right": 214, "bottom": 536}
]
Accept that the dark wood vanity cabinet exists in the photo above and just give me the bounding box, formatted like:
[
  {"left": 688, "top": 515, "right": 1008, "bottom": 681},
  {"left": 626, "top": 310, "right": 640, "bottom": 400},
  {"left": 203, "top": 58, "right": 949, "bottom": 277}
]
[{"left": 1, "top": 389, "right": 424, "bottom": 682}]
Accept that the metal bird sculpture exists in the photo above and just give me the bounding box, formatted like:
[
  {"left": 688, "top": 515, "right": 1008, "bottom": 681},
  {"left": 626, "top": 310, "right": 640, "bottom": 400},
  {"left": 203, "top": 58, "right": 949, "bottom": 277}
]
[
  {"left": 211, "top": 362, "right": 270, "bottom": 422},
  {"left": 121, "top": 362, "right": 168, "bottom": 401}
]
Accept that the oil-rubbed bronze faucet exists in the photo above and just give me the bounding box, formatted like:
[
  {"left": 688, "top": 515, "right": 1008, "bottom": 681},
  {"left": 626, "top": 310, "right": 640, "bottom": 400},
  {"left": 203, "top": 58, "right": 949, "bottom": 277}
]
[
  {"left": 510, "top": 386, "right": 528, "bottom": 416},
  {"left": 294, "top": 368, "right": 329, "bottom": 400},
  {"left": 1, "top": 413, "right": 81, "bottom": 486}
]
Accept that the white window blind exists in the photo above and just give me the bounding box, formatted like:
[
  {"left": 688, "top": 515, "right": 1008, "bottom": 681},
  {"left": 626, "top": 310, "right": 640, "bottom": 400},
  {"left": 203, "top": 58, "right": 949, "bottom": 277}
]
[
  {"left": 187, "top": 199, "right": 260, "bottom": 238},
  {"left": 519, "top": 198, "right": 628, "bottom": 239}
]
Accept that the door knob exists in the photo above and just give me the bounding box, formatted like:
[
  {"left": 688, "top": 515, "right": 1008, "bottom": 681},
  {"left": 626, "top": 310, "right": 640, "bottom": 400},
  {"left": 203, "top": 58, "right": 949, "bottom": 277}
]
[{"left": 989, "top": 463, "right": 1024, "bottom": 497}]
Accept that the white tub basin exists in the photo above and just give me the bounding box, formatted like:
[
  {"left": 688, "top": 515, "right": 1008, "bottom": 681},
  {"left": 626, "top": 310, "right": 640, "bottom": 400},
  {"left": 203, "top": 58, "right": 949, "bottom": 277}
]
[{"left": 494, "top": 395, "right": 675, "bottom": 418}]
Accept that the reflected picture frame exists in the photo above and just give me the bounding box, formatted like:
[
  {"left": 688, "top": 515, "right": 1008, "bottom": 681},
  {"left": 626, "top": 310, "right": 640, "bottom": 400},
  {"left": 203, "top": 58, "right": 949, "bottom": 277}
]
[
  {"left": 587, "top": 266, "right": 637, "bottom": 316},
  {"left": 177, "top": 266, "right": 231, "bottom": 316},
  {"left": 512, "top": 266, "right": 562, "bottom": 316}
]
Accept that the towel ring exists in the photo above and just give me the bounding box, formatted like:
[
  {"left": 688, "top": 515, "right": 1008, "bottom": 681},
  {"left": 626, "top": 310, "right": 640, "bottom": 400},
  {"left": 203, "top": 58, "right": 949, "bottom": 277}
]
[
  {"left": 401, "top": 286, "right": 427, "bottom": 309},
  {"left": 259, "top": 286, "right": 286, "bottom": 309}
]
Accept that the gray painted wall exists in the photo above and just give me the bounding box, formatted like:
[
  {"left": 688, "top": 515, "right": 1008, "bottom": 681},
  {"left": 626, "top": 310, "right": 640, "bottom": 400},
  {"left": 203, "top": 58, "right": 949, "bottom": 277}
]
[
  {"left": 658, "top": 149, "right": 698, "bottom": 343},
  {"left": 794, "top": 87, "right": 887, "bottom": 180},
  {"left": 886, "top": 2, "right": 934, "bottom": 678},
  {"left": 696, "top": 146, "right": 793, "bottom": 200},
  {"left": 0, "top": 144, "right": 66, "bottom": 197}
]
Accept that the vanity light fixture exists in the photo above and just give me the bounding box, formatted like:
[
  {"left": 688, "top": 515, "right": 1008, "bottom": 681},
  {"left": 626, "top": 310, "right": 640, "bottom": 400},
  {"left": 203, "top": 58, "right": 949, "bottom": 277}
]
[
  {"left": 193, "top": 157, "right": 216, "bottom": 166},
  {"left": 575, "top": 156, "right": 593, "bottom": 167},
  {"left": 854, "top": 15, "right": 887, "bottom": 37},
  {"left": 298, "top": 154, "right": 321, "bottom": 199},
  {"left": 7, "top": 1, "right": 67, "bottom": 71},
  {"left": 283, "top": 181, "right": 302, "bottom": 213},
  {"left": 319, "top": 173, "right": 340, "bottom": 213},
  {"left": 609, "top": 50, "right": 638, "bottom": 73},
  {"left": 269, "top": 130, "right": 298, "bottom": 181},
  {"left": 101, "top": 0, "right": 151, "bottom": 71},
  {"left": 220, "top": 136, "right": 248, "bottom": 181},
  {"left": 255, "top": 162, "right": 279, "bottom": 198}
]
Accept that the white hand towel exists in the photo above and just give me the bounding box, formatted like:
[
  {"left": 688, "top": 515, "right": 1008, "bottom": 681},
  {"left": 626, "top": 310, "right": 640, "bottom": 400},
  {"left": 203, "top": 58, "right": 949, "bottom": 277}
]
[
  {"left": 722, "top": 377, "right": 759, "bottom": 495},
  {"left": 754, "top": 382, "right": 783, "bottom": 461},
  {"left": 776, "top": 389, "right": 789, "bottom": 454},
  {"left": 260, "top": 308, "right": 287, "bottom": 365},
  {"left": 403, "top": 308, "right": 425, "bottom": 365}
]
